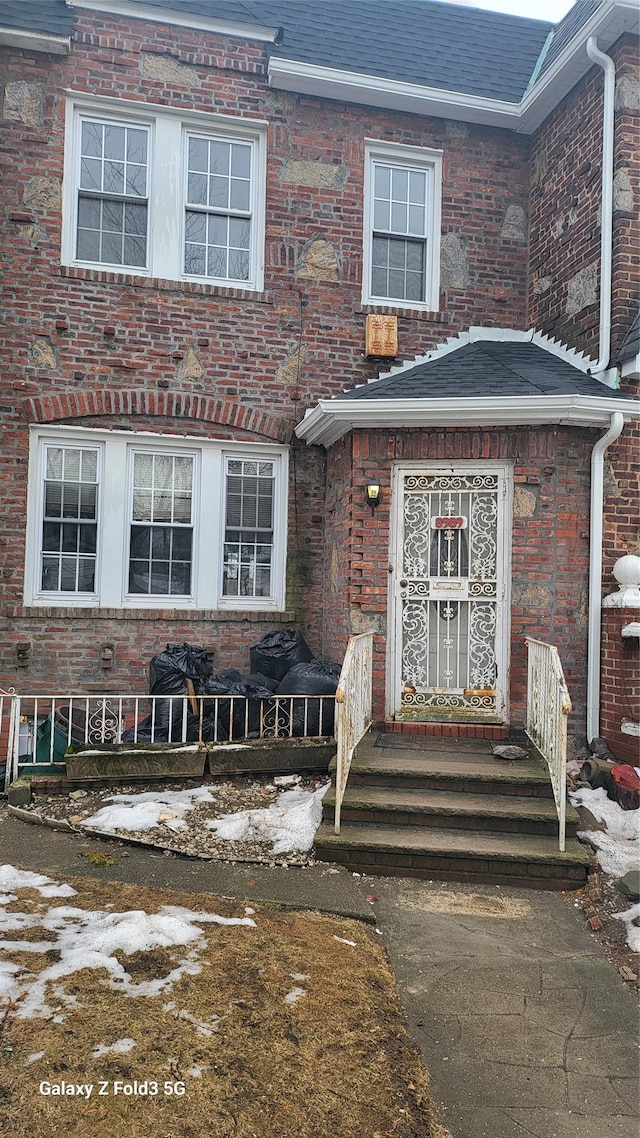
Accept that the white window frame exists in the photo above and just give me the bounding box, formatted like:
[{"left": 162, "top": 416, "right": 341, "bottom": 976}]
[
  {"left": 362, "top": 139, "right": 442, "bottom": 312},
  {"left": 24, "top": 427, "right": 288, "bottom": 610},
  {"left": 62, "top": 94, "right": 267, "bottom": 291}
]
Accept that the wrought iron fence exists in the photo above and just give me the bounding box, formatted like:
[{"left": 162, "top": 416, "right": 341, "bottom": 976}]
[
  {"left": 334, "top": 632, "right": 374, "bottom": 834},
  {"left": 1, "top": 690, "right": 335, "bottom": 790},
  {"left": 525, "top": 638, "right": 572, "bottom": 852}
]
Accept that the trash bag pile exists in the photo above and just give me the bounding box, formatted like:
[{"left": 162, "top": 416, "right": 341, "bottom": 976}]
[{"left": 122, "top": 632, "right": 341, "bottom": 744}]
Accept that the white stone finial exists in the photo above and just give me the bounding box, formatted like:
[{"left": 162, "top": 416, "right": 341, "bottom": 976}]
[{"left": 602, "top": 554, "right": 640, "bottom": 608}]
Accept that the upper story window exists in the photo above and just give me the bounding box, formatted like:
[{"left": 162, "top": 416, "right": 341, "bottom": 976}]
[
  {"left": 363, "top": 140, "right": 442, "bottom": 311},
  {"left": 25, "top": 429, "right": 288, "bottom": 610},
  {"left": 62, "top": 96, "right": 266, "bottom": 290}
]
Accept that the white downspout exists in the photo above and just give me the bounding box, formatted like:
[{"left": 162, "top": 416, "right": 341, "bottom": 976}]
[
  {"left": 584, "top": 37, "right": 621, "bottom": 741},
  {"left": 587, "top": 411, "right": 624, "bottom": 742},
  {"left": 586, "top": 37, "right": 615, "bottom": 378}
]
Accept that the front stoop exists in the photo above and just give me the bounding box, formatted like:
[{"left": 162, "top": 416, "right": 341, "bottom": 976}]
[{"left": 316, "top": 732, "right": 589, "bottom": 890}]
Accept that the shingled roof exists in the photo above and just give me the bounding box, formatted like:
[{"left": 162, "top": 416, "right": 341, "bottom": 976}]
[
  {"left": 132, "top": 0, "right": 552, "bottom": 102},
  {"left": 0, "top": 1, "right": 73, "bottom": 37},
  {"left": 337, "top": 340, "right": 633, "bottom": 401},
  {"left": 296, "top": 331, "right": 640, "bottom": 446}
]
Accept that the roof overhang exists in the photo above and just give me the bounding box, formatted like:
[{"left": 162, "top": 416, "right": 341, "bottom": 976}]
[
  {"left": 295, "top": 394, "right": 640, "bottom": 447},
  {"left": 68, "top": 0, "right": 282, "bottom": 42},
  {"left": 0, "top": 26, "right": 70, "bottom": 55},
  {"left": 269, "top": 1, "right": 639, "bottom": 134}
]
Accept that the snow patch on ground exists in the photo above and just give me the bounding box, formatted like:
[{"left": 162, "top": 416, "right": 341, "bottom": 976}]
[
  {"left": 25, "top": 1051, "right": 45, "bottom": 1066},
  {"left": 284, "top": 987, "right": 306, "bottom": 1005},
  {"left": 569, "top": 787, "right": 639, "bottom": 876},
  {"left": 0, "top": 863, "right": 256, "bottom": 1020},
  {"left": 206, "top": 783, "right": 329, "bottom": 853},
  {"left": 613, "top": 903, "right": 640, "bottom": 953},
  {"left": 0, "top": 865, "right": 77, "bottom": 898},
  {"left": 83, "top": 786, "right": 217, "bottom": 834},
  {"left": 92, "top": 1037, "right": 137, "bottom": 1058}
]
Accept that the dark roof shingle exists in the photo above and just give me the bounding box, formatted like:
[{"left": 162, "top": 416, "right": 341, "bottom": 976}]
[
  {"left": 0, "top": 0, "right": 73, "bottom": 37},
  {"left": 131, "top": 0, "right": 553, "bottom": 103},
  {"left": 337, "top": 340, "right": 633, "bottom": 401}
]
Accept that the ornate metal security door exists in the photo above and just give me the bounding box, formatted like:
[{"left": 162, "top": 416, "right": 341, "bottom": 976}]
[{"left": 393, "top": 467, "right": 510, "bottom": 721}]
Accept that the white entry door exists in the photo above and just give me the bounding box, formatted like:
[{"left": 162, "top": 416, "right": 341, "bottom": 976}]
[{"left": 389, "top": 464, "right": 512, "bottom": 722}]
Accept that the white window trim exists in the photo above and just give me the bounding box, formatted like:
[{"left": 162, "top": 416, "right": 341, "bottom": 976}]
[
  {"left": 24, "top": 427, "right": 288, "bottom": 610},
  {"left": 62, "top": 94, "right": 267, "bottom": 291},
  {"left": 362, "top": 139, "right": 442, "bottom": 313}
]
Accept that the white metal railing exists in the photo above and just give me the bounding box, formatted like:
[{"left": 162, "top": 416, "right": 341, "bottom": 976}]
[
  {"left": 334, "top": 632, "right": 374, "bottom": 834},
  {"left": 525, "top": 638, "right": 572, "bottom": 852},
  {"left": 1, "top": 691, "right": 335, "bottom": 790}
]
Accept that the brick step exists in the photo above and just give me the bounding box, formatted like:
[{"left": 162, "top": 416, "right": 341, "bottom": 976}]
[
  {"left": 323, "top": 785, "right": 579, "bottom": 838},
  {"left": 314, "top": 822, "right": 590, "bottom": 891}
]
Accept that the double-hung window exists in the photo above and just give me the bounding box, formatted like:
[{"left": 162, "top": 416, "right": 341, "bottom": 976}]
[
  {"left": 363, "top": 141, "right": 442, "bottom": 311},
  {"left": 25, "top": 429, "right": 287, "bottom": 610},
  {"left": 63, "top": 96, "right": 266, "bottom": 289}
]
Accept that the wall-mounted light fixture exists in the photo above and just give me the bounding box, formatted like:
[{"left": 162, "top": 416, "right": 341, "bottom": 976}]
[{"left": 366, "top": 482, "right": 381, "bottom": 514}]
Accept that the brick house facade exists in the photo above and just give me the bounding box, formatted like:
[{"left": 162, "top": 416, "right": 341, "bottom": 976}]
[{"left": 0, "top": 0, "right": 638, "bottom": 747}]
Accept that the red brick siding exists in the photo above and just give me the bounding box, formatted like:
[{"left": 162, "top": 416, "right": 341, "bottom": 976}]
[
  {"left": 529, "top": 34, "right": 640, "bottom": 577},
  {"left": 0, "top": 7, "right": 531, "bottom": 692},
  {"left": 342, "top": 427, "right": 595, "bottom": 729},
  {"left": 600, "top": 608, "right": 640, "bottom": 764}
]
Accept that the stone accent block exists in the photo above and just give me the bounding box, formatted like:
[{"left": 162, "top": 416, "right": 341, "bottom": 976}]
[
  {"left": 500, "top": 203, "right": 526, "bottom": 242},
  {"left": 175, "top": 346, "right": 205, "bottom": 382},
  {"left": 28, "top": 337, "right": 57, "bottom": 370},
  {"left": 567, "top": 264, "right": 598, "bottom": 316},
  {"left": 3, "top": 82, "right": 43, "bottom": 126},
  {"left": 141, "top": 52, "right": 198, "bottom": 86},
  {"left": 276, "top": 345, "right": 306, "bottom": 385},
  {"left": 298, "top": 237, "right": 339, "bottom": 281},
  {"left": 281, "top": 160, "right": 346, "bottom": 189},
  {"left": 440, "top": 233, "right": 469, "bottom": 289},
  {"left": 23, "top": 176, "right": 62, "bottom": 211}
]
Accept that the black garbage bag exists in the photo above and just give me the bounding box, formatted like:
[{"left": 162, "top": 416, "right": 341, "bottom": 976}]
[
  {"left": 149, "top": 642, "right": 212, "bottom": 695},
  {"left": 244, "top": 672, "right": 279, "bottom": 693},
  {"left": 249, "top": 630, "right": 313, "bottom": 684},
  {"left": 276, "top": 661, "right": 340, "bottom": 736},
  {"left": 201, "top": 668, "right": 242, "bottom": 688},
  {"left": 225, "top": 679, "right": 279, "bottom": 740},
  {"left": 122, "top": 704, "right": 219, "bottom": 744}
]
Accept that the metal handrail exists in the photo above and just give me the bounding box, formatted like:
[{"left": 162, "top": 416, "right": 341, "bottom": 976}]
[
  {"left": 525, "top": 638, "right": 572, "bottom": 852},
  {"left": 334, "top": 632, "right": 374, "bottom": 834}
]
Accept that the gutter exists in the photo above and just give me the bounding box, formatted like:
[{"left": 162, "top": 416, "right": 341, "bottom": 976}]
[
  {"left": 295, "top": 393, "right": 639, "bottom": 447},
  {"left": 586, "top": 38, "right": 616, "bottom": 384},
  {"left": 587, "top": 412, "right": 624, "bottom": 742}
]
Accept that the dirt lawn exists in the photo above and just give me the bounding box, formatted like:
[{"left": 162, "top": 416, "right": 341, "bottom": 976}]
[{"left": 0, "top": 873, "right": 447, "bottom": 1138}]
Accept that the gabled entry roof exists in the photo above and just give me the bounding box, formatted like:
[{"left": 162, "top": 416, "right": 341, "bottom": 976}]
[
  {"left": 336, "top": 339, "right": 629, "bottom": 401},
  {"left": 295, "top": 329, "right": 640, "bottom": 448}
]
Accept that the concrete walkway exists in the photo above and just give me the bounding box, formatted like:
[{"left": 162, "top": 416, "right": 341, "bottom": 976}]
[
  {"left": 0, "top": 807, "right": 638, "bottom": 1138},
  {"left": 368, "top": 876, "right": 639, "bottom": 1138}
]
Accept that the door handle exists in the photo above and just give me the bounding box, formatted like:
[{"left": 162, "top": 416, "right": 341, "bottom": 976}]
[{"left": 399, "top": 579, "right": 408, "bottom": 587}]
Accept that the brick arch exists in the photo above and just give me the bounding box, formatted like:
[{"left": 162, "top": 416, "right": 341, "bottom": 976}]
[{"left": 23, "top": 389, "right": 293, "bottom": 443}]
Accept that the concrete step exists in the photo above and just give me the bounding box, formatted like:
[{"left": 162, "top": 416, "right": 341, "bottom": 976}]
[
  {"left": 336, "top": 743, "right": 555, "bottom": 799},
  {"left": 314, "top": 822, "right": 590, "bottom": 891},
  {"left": 323, "top": 785, "right": 580, "bottom": 838}
]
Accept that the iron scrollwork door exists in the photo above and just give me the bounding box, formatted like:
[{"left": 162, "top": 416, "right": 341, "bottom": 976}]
[{"left": 396, "top": 468, "right": 509, "bottom": 721}]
